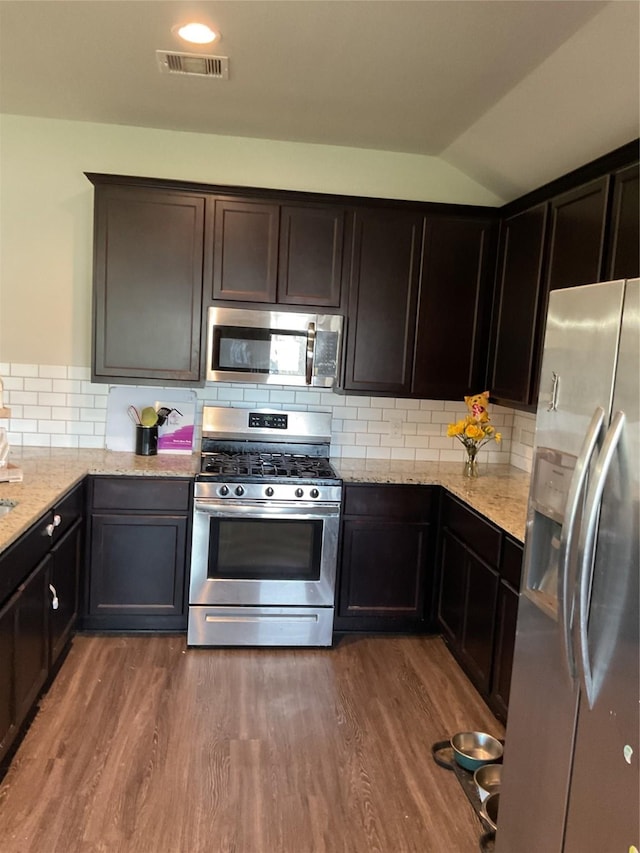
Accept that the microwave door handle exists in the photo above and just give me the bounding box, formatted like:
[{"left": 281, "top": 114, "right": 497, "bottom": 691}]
[{"left": 306, "top": 322, "right": 316, "bottom": 385}]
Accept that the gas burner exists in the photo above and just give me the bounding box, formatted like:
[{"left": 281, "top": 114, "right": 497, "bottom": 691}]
[{"left": 200, "top": 450, "right": 338, "bottom": 482}]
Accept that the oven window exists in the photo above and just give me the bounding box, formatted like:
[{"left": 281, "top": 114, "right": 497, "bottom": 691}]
[
  {"left": 208, "top": 518, "right": 323, "bottom": 581},
  {"left": 214, "top": 326, "right": 306, "bottom": 376}
]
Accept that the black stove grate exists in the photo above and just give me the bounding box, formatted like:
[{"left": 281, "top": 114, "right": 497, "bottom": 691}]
[{"left": 200, "top": 451, "right": 337, "bottom": 481}]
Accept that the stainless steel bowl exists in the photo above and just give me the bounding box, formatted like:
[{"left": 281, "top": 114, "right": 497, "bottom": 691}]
[
  {"left": 480, "top": 790, "right": 500, "bottom": 831},
  {"left": 450, "top": 731, "right": 503, "bottom": 771},
  {"left": 473, "top": 762, "right": 502, "bottom": 802}
]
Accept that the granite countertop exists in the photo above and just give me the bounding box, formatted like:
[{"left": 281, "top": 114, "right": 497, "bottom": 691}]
[
  {"left": 0, "top": 448, "right": 199, "bottom": 553},
  {"left": 0, "top": 448, "right": 530, "bottom": 555},
  {"left": 332, "top": 458, "right": 530, "bottom": 542}
]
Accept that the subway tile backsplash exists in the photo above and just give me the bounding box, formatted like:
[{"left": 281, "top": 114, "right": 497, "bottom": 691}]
[{"left": 0, "top": 363, "right": 535, "bottom": 472}]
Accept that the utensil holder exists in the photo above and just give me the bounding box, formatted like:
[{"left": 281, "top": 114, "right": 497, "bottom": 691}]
[{"left": 135, "top": 425, "right": 158, "bottom": 456}]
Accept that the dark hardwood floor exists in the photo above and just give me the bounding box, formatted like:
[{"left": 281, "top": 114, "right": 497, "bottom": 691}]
[{"left": 0, "top": 634, "right": 503, "bottom": 853}]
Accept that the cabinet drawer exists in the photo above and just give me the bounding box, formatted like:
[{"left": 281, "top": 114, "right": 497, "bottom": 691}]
[
  {"left": 54, "top": 481, "right": 84, "bottom": 538},
  {"left": 442, "top": 494, "right": 501, "bottom": 567},
  {"left": 0, "top": 516, "right": 53, "bottom": 607},
  {"left": 91, "top": 477, "right": 191, "bottom": 512},
  {"left": 343, "top": 484, "right": 434, "bottom": 521},
  {"left": 501, "top": 536, "right": 524, "bottom": 590}
]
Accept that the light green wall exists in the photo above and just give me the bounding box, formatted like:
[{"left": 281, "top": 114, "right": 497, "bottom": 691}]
[{"left": 0, "top": 113, "right": 502, "bottom": 366}]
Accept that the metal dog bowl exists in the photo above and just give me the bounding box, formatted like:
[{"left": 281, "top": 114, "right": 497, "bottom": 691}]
[
  {"left": 473, "top": 762, "right": 502, "bottom": 802},
  {"left": 480, "top": 790, "right": 500, "bottom": 831},
  {"left": 450, "top": 731, "right": 503, "bottom": 772}
]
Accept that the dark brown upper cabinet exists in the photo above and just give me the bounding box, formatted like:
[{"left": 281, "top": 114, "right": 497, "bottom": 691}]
[
  {"left": 412, "top": 215, "right": 496, "bottom": 400},
  {"left": 90, "top": 182, "right": 206, "bottom": 385},
  {"left": 278, "top": 204, "right": 345, "bottom": 307},
  {"left": 343, "top": 208, "right": 423, "bottom": 395},
  {"left": 606, "top": 162, "right": 639, "bottom": 280},
  {"left": 210, "top": 198, "right": 346, "bottom": 308},
  {"left": 545, "top": 176, "right": 609, "bottom": 292},
  {"left": 489, "top": 154, "right": 634, "bottom": 411},
  {"left": 211, "top": 199, "right": 279, "bottom": 303},
  {"left": 490, "top": 203, "right": 548, "bottom": 408},
  {"left": 344, "top": 209, "right": 496, "bottom": 399}
]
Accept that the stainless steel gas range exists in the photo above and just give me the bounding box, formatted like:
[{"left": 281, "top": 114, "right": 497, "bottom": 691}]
[{"left": 188, "top": 406, "right": 342, "bottom": 647}]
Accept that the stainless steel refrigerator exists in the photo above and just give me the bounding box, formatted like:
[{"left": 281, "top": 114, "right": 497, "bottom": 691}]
[{"left": 496, "top": 278, "right": 639, "bottom": 853}]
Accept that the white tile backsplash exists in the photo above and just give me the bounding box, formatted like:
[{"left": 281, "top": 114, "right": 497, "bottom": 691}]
[{"left": 0, "top": 363, "right": 535, "bottom": 471}]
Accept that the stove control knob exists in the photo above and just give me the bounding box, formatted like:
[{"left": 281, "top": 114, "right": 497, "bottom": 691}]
[
  {"left": 295, "top": 488, "right": 304, "bottom": 498},
  {"left": 310, "top": 488, "right": 320, "bottom": 499},
  {"left": 235, "top": 485, "right": 245, "bottom": 497},
  {"left": 265, "top": 487, "right": 274, "bottom": 497},
  {"left": 219, "top": 485, "right": 229, "bottom": 497}
]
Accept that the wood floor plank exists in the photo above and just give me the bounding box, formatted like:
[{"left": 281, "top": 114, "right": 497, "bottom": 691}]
[{"left": 0, "top": 634, "right": 503, "bottom": 853}]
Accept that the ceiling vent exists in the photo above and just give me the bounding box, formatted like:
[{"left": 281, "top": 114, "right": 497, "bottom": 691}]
[{"left": 156, "top": 50, "right": 229, "bottom": 79}]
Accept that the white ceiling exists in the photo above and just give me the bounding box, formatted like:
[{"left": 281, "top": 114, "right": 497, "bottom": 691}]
[{"left": 0, "top": 0, "right": 638, "bottom": 201}]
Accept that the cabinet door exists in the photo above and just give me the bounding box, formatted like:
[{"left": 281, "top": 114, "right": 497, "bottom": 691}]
[
  {"left": 92, "top": 186, "right": 206, "bottom": 384},
  {"left": 490, "top": 204, "right": 548, "bottom": 407},
  {"left": 461, "top": 552, "right": 499, "bottom": 695},
  {"left": 343, "top": 208, "right": 423, "bottom": 395},
  {"left": 14, "top": 557, "right": 50, "bottom": 726},
  {"left": 89, "top": 514, "right": 188, "bottom": 627},
  {"left": 0, "top": 594, "right": 16, "bottom": 763},
  {"left": 338, "top": 519, "right": 429, "bottom": 620},
  {"left": 437, "top": 529, "right": 467, "bottom": 647},
  {"left": 490, "top": 580, "right": 519, "bottom": 722},
  {"left": 49, "top": 519, "right": 82, "bottom": 667},
  {"left": 212, "top": 199, "right": 279, "bottom": 302},
  {"left": 606, "top": 162, "right": 639, "bottom": 280},
  {"left": 278, "top": 205, "right": 345, "bottom": 307},
  {"left": 412, "top": 216, "right": 496, "bottom": 400},
  {"left": 546, "top": 176, "right": 609, "bottom": 292}
]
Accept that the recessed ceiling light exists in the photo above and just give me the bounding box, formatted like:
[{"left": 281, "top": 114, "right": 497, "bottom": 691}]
[{"left": 176, "top": 22, "right": 219, "bottom": 45}]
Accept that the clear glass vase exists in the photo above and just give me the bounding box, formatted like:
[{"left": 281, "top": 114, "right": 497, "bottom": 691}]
[{"left": 463, "top": 448, "right": 479, "bottom": 478}]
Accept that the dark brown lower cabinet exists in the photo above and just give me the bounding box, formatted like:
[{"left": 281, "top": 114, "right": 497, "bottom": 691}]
[
  {"left": 461, "top": 552, "right": 499, "bottom": 694},
  {"left": 86, "top": 477, "right": 192, "bottom": 631},
  {"left": 336, "top": 484, "right": 435, "bottom": 632},
  {"left": 13, "top": 559, "right": 50, "bottom": 726},
  {"left": 0, "top": 557, "right": 51, "bottom": 766},
  {"left": 0, "top": 597, "right": 15, "bottom": 762},
  {"left": 437, "top": 530, "right": 466, "bottom": 644},
  {"left": 0, "top": 482, "right": 84, "bottom": 767},
  {"left": 437, "top": 527, "right": 499, "bottom": 696},
  {"left": 489, "top": 536, "right": 523, "bottom": 722},
  {"left": 490, "top": 580, "right": 519, "bottom": 721},
  {"left": 49, "top": 519, "right": 82, "bottom": 667},
  {"left": 436, "top": 492, "right": 522, "bottom": 721}
]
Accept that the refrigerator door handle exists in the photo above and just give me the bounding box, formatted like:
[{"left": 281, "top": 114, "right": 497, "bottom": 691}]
[
  {"left": 547, "top": 370, "right": 560, "bottom": 411},
  {"left": 575, "top": 410, "right": 626, "bottom": 709},
  {"left": 558, "top": 406, "right": 606, "bottom": 680}
]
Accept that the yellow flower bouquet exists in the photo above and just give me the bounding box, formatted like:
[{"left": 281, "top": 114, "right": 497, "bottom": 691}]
[{"left": 447, "top": 391, "right": 501, "bottom": 477}]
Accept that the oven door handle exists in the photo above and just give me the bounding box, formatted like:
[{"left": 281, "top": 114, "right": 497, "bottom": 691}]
[{"left": 194, "top": 499, "right": 339, "bottom": 520}]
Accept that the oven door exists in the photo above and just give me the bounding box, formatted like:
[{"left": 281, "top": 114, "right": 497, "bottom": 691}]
[{"left": 190, "top": 499, "right": 340, "bottom": 607}]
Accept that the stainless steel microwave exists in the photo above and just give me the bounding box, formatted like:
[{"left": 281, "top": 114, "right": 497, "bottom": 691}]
[{"left": 206, "top": 307, "right": 343, "bottom": 387}]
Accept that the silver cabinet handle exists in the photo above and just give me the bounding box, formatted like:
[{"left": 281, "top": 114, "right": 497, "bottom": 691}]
[
  {"left": 305, "top": 322, "right": 316, "bottom": 385},
  {"left": 49, "top": 583, "right": 59, "bottom": 611},
  {"left": 575, "top": 410, "right": 626, "bottom": 709},
  {"left": 558, "top": 406, "right": 605, "bottom": 681},
  {"left": 45, "top": 513, "right": 62, "bottom": 537}
]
